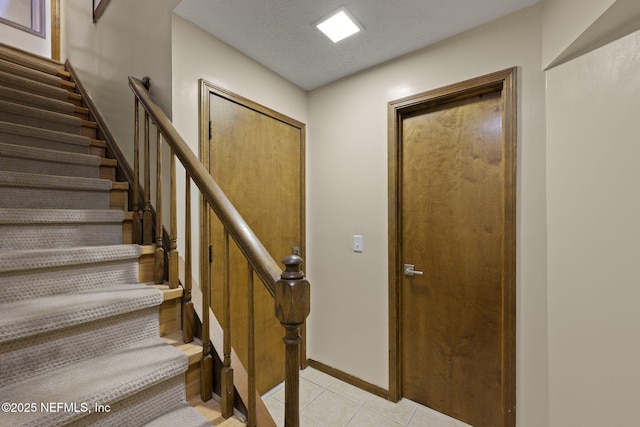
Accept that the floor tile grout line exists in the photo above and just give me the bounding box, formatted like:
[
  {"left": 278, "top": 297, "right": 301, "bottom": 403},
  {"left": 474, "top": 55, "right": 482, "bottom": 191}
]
[
  {"left": 406, "top": 405, "right": 417, "bottom": 427},
  {"left": 405, "top": 403, "right": 419, "bottom": 426},
  {"left": 302, "top": 385, "right": 327, "bottom": 413},
  {"left": 343, "top": 403, "right": 365, "bottom": 427}
]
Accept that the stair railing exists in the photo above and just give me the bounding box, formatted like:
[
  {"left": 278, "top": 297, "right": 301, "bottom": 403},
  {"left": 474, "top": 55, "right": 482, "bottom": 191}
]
[{"left": 128, "top": 76, "right": 309, "bottom": 427}]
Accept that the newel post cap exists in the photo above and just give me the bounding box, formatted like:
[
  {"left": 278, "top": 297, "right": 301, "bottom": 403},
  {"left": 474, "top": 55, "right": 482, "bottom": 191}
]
[{"left": 274, "top": 255, "right": 310, "bottom": 325}]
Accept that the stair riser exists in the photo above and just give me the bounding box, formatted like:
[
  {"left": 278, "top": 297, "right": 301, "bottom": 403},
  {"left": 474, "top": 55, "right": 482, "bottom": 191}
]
[
  {"left": 0, "top": 187, "right": 110, "bottom": 209},
  {"left": 0, "top": 223, "right": 123, "bottom": 250},
  {"left": 110, "top": 186, "right": 129, "bottom": 211},
  {"left": 68, "top": 93, "right": 82, "bottom": 107},
  {"left": 139, "top": 249, "right": 156, "bottom": 283},
  {"left": 123, "top": 217, "right": 133, "bottom": 244},
  {"left": 0, "top": 307, "right": 160, "bottom": 387},
  {"left": 75, "top": 108, "right": 89, "bottom": 121},
  {"left": 0, "top": 156, "right": 99, "bottom": 179},
  {"left": 89, "top": 144, "right": 106, "bottom": 157},
  {"left": 101, "top": 164, "right": 116, "bottom": 181},
  {"left": 185, "top": 363, "right": 203, "bottom": 402},
  {"left": 160, "top": 298, "right": 180, "bottom": 336},
  {"left": 0, "top": 110, "right": 81, "bottom": 134},
  {"left": 82, "top": 123, "right": 97, "bottom": 139}
]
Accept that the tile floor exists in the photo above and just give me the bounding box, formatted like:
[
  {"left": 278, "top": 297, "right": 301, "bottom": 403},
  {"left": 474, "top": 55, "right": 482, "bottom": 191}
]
[{"left": 262, "top": 367, "right": 473, "bottom": 427}]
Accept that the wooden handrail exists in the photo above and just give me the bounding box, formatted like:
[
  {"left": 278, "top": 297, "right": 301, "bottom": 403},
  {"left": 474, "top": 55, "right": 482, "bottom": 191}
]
[
  {"left": 128, "top": 76, "right": 281, "bottom": 294},
  {"left": 129, "top": 75, "right": 310, "bottom": 427}
]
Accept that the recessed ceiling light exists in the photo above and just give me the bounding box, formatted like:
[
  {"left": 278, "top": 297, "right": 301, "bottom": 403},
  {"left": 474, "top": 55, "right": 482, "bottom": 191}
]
[{"left": 316, "top": 7, "right": 362, "bottom": 43}]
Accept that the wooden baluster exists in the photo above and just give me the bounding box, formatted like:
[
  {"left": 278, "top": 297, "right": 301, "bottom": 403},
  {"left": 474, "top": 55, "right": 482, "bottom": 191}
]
[
  {"left": 183, "top": 172, "right": 194, "bottom": 343},
  {"left": 221, "top": 229, "right": 234, "bottom": 417},
  {"left": 200, "top": 203, "right": 213, "bottom": 401},
  {"left": 143, "top": 112, "right": 153, "bottom": 244},
  {"left": 275, "top": 255, "right": 310, "bottom": 427},
  {"left": 168, "top": 148, "right": 178, "bottom": 289},
  {"left": 247, "top": 262, "right": 256, "bottom": 427},
  {"left": 132, "top": 98, "right": 141, "bottom": 244},
  {"left": 154, "top": 128, "right": 164, "bottom": 284}
]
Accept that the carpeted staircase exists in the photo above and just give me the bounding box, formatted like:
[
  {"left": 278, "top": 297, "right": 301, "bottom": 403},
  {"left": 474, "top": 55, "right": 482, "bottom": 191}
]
[{"left": 0, "top": 44, "right": 227, "bottom": 426}]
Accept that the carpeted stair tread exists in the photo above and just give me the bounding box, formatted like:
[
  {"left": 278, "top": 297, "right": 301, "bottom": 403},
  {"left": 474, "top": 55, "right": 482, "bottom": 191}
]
[
  {"left": 0, "top": 142, "right": 101, "bottom": 178},
  {"left": 0, "top": 98, "right": 82, "bottom": 133},
  {"left": 0, "top": 337, "right": 188, "bottom": 427},
  {"left": 0, "top": 209, "right": 125, "bottom": 250},
  {"left": 0, "top": 283, "right": 161, "bottom": 343},
  {"left": 0, "top": 85, "right": 76, "bottom": 115},
  {"left": 0, "top": 70, "right": 69, "bottom": 101},
  {"left": 0, "top": 307, "right": 160, "bottom": 387},
  {"left": 145, "top": 403, "right": 212, "bottom": 427},
  {"left": 0, "top": 120, "right": 91, "bottom": 153},
  {"left": 0, "top": 170, "right": 112, "bottom": 209},
  {"left": 0, "top": 57, "right": 64, "bottom": 88},
  {"left": 0, "top": 244, "right": 141, "bottom": 274}
]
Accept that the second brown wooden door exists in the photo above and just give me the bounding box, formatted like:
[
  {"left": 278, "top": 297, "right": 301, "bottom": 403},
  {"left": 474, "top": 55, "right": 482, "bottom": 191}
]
[{"left": 391, "top": 70, "right": 516, "bottom": 427}]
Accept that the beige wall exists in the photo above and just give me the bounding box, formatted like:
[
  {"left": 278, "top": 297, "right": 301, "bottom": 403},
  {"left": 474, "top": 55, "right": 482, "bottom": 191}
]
[
  {"left": 546, "top": 29, "right": 640, "bottom": 427},
  {"left": 62, "top": 0, "right": 179, "bottom": 165},
  {"left": 306, "top": 5, "right": 548, "bottom": 427}
]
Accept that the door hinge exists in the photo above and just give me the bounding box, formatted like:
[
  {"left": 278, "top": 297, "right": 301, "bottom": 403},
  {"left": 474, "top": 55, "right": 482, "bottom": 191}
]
[
  {"left": 208, "top": 120, "right": 212, "bottom": 140},
  {"left": 209, "top": 245, "right": 213, "bottom": 263}
]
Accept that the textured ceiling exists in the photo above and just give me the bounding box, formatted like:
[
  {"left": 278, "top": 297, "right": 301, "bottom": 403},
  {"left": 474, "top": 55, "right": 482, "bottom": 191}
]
[{"left": 174, "top": 0, "right": 540, "bottom": 91}]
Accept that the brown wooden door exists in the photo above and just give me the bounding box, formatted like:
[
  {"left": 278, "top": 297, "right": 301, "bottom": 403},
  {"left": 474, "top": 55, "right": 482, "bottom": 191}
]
[
  {"left": 203, "top": 82, "right": 305, "bottom": 394},
  {"left": 390, "top": 70, "right": 516, "bottom": 427}
]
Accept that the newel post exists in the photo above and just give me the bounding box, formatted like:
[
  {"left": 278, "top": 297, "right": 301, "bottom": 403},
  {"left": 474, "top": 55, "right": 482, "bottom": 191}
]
[{"left": 274, "top": 255, "right": 310, "bottom": 427}]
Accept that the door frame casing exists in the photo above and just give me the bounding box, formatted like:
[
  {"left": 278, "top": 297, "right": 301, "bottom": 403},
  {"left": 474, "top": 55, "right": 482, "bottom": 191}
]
[
  {"left": 198, "top": 78, "right": 307, "bottom": 366},
  {"left": 387, "top": 68, "right": 517, "bottom": 426}
]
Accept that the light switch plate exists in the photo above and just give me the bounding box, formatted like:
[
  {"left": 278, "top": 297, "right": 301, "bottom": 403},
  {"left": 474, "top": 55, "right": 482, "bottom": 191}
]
[{"left": 353, "top": 235, "right": 363, "bottom": 252}]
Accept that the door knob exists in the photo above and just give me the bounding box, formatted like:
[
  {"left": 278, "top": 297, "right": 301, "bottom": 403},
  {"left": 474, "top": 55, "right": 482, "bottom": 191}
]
[{"left": 403, "top": 264, "right": 424, "bottom": 277}]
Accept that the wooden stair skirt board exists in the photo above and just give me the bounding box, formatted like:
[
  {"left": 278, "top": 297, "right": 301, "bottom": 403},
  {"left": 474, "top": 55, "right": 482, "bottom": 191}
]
[{"left": 0, "top": 42, "right": 218, "bottom": 426}]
